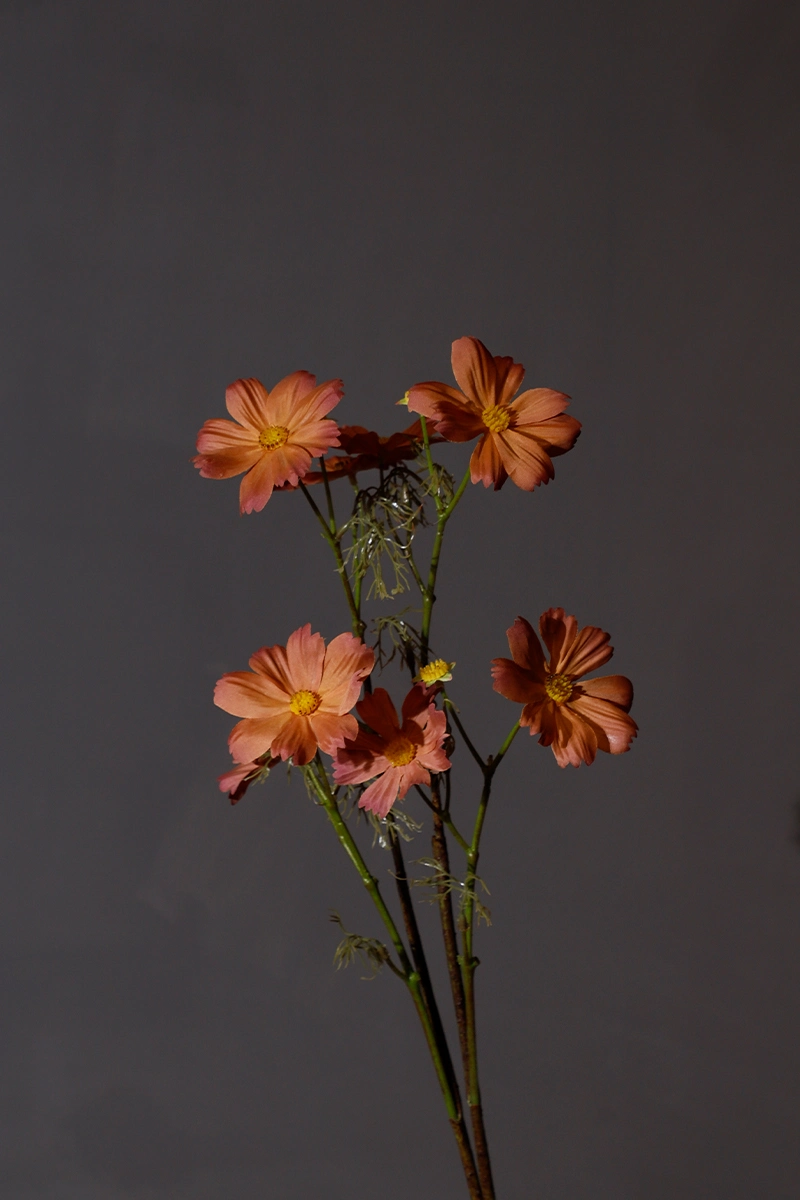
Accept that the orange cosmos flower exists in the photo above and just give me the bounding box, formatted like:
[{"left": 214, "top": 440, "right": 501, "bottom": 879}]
[
  {"left": 407, "top": 336, "right": 580, "bottom": 491},
  {"left": 491, "top": 609, "right": 637, "bottom": 767},
  {"left": 193, "top": 372, "right": 343, "bottom": 513},
  {"left": 333, "top": 684, "right": 451, "bottom": 818},
  {"left": 214, "top": 624, "right": 374, "bottom": 767}
]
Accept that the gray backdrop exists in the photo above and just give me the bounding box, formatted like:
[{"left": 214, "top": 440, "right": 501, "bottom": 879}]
[{"left": 3, "top": 1, "right": 799, "bottom": 1196}]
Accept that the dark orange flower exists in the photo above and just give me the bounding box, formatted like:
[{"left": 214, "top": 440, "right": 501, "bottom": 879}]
[
  {"left": 491, "top": 609, "right": 637, "bottom": 767},
  {"left": 279, "top": 420, "right": 436, "bottom": 487},
  {"left": 193, "top": 372, "right": 343, "bottom": 513},
  {"left": 407, "top": 336, "right": 580, "bottom": 491},
  {"left": 214, "top": 624, "right": 374, "bottom": 767},
  {"left": 333, "top": 684, "right": 451, "bottom": 818}
]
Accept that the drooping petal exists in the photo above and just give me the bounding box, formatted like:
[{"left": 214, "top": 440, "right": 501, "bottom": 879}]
[
  {"left": 355, "top": 687, "right": 401, "bottom": 741},
  {"left": 451, "top": 337, "right": 503, "bottom": 408},
  {"left": 539, "top": 608, "right": 579, "bottom": 673},
  {"left": 470, "top": 433, "right": 508, "bottom": 489},
  {"left": 214, "top": 671, "right": 290, "bottom": 718},
  {"left": 491, "top": 657, "right": 539, "bottom": 703},
  {"left": 495, "top": 429, "right": 555, "bottom": 490},
  {"left": 358, "top": 768, "right": 404, "bottom": 818},
  {"left": 520, "top": 696, "right": 547, "bottom": 733},
  {"left": 506, "top": 616, "right": 547, "bottom": 676},
  {"left": 510, "top": 387, "right": 571, "bottom": 425},
  {"left": 308, "top": 709, "right": 358, "bottom": 755},
  {"left": 218, "top": 759, "right": 259, "bottom": 798},
  {"left": 228, "top": 713, "right": 293, "bottom": 763},
  {"left": 319, "top": 634, "right": 375, "bottom": 712},
  {"left": 578, "top": 674, "right": 633, "bottom": 712},
  {"left": 560, "top": 624, "right": 613, "bottom": 678},
  {"left": 285, "top": 624, "right": 326, "bottom": 693},
  {"left": 225, "top": 378, "right": 271, "bottom": 430},
  {"left": 568, "top": 695, "right": 638, "bottom": 754},
  {"left": 270, "top": 713, "right": 318, "bottom": 766}
]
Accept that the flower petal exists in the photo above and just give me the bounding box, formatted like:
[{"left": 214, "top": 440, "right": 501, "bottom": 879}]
[
  {"left": 308, "top": 709, "right": 358, "bottom": 755},
  {"left": 560, "top": 624, "right": 613, "bottom": 678},
  {"left": 578, "top": 674, "right": 633, "bottom": 712},
  {"left": 417, "top": 745, "right": 451, "bottom": 774},
  {"left": 452, "top": 337, "right": 522, "bottom": 409},
  {"left": 539, "top": 608, "right": 578, "bottom": 673},
  {"left": 355, "top": 687, "right": 400, "bottom": 741},
  {"left": 319, "top": 634, "right": 375, "bottom": 712},
  {"left": 270, "top": 713, "right": 318, "bottom": 765},
  {"left": 536, "top": 414, "right": 582, "bottom": 456},
  {"left": 248, "top": 644, "right": 294, "bottom": 697},
  {"left": 225, "top": 378, "right": 271, "bottom": 430},
  {"left": 214, "top": 671, "right": 290, "bottom": 718},
  {"left": 568, "top": 694, "right": 638, "bottom": 754},
  {"left": 285, "top": 624, "right": 326, "bottom": 693},
  {"left": 470, "top": 433, "right": 508, "bottom": 489},
  {"left": 506, "top": 616, "right": 546, "bottom": 676},
  {"left": 333, "top": 735, "right": 390, "bottom": 785},
  {"left": 491, "top": 658, "right": 541, "bottom": 704},
  {"left": 228, "top": 713, "right": 293, "bottom": 763},
  {"left": 262, "top": 371, "right": 318, "bottom": 425},
  {"left": 495, "top": 429, "right": 555, "bottom": 490},
  {"left": 544, "top": 705, "right": 598, "bottom": 767},
  {"left": 510, "top": 387, "right": 570, "bottom": 425},
  {"left": 520, "top": 696, "right": 547, "bottom": 733},
  {"left": 238, "top": 444, "right": 312, "bottom": 514},
  {"left": 396, "top": 760, "right": 432, "bottom": 798},
  {"left": 358, "top": 768, "right": 403, "bottom": 818}
]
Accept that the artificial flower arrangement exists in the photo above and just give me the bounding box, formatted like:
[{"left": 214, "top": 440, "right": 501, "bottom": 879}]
[{"left": 194, "top": 336, "right": 637, "bottom": 1198}]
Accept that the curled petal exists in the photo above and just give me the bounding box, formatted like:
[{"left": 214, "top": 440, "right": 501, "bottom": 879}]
[
  {"left": 470, "top": 433, "right": 508, "bottom": 489},
  {"left": 539, "top": 608, "right": 579, "bottom": 673},
  {"left": 319, "top": 634, "right": 375, "bottom": 712},
  {"left": 285, "top": 624, "right": 326, "bottom": 693},
  {"left": 560, "top": 624, "right": 613, "bottom": 678},
  {"left": 491, "top": 657, "right": 541, "bottom": 704},
  {"left": 578, "top": 674, "right": 633, "bottom": 712},
  {"left": 520, "top": 696, "right": 547, "bottom": 733},
  {"left": 568, "top": 695, "right": 638, "bottom": 754},
  {"left": 506, "top": 616, "right": 547, "bottom": 676},
  {"left": 225, "top": 378, "right": 271, "bottom": 430}
]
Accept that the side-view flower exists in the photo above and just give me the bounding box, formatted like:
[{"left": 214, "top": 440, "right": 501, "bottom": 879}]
[
  {"left": 491, "top": 608, "right": 638, "bottom": 767},
  {"left": 334, "top": 684, "right": 451, "bottom": 817},
  {"left": 214, "top": 623, "right": 374, "bottom": 766},
  {"left": 407, "top": 335, "right": 581, "bottom": 491},
  {"left": 193, "top": 371, "right": 344, "bottom": 513}
]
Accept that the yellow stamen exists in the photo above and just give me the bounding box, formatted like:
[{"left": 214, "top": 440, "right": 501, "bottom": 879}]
[
  {"left": 481, "top": 405, "right": 511, "bottom": 434},
  {"left": 416, "top": 658, "right": 454, "bottom": 684},
  {"left": 544, "top": 673, "right": 574, "bottom": 705},
  {"left": 289, "top": 689, "right": 321, "bottom": 716},
  {"left": 259, "top": 425, "right": 289, "bottom": 450},
  {"left": 385, "top": 735, "right": 417, "bottom": 768}
]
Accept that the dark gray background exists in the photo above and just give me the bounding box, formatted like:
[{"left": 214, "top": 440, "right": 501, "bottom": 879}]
[{"left": 3, "top": 0, "right": 799, "bottom": 1196}]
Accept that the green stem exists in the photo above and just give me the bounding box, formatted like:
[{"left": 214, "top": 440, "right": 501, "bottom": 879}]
[
  {"left": 308, "top": 759, "right": 482, "bottom": 1197},
  {"left": 420, "top": 466, "right": 471, "bottom": 663},
  {"left": 413, "top": 785, "right": 472, "bottom": 855},
  {"left": 442, "top": 693, "right": 486, "bottom": 770}
]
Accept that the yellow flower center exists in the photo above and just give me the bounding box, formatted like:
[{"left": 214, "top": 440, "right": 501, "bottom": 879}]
[
  {"left": 259, "top": 425, "right": 289, "bottom": 450},
  {"left": 418, "top": 658, "right": 454, "bottom": 684},
  {"left": 289, "top": 689, "right": 321, "bottom": 716},
  {"left": 384, "top": 735, "right": 417, "bottom": 768},
  {"left": 544, "top": 673, "right": 574, "bottom": 705},
  {"left": 481, "top": 405, "right": 511, "bottom": 434}
]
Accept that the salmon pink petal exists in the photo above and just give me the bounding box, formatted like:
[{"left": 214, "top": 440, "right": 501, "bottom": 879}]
[
  {"left": 262, "top": 371, "right": 318, "bottom": 425},
  {"left": 560, "top": 624, "right": 613, "bottom": 678},
  {"left": 333, "top": 738, "right": 390, "bottom": 786},
  {"left": 358, "top": 768, "right": 403, "bottom": 818},
  {"left": 491, "top": 657, "right": 541, "bottom": 703},
  {"left": 401, "top": 683, "right": 431, "bottom": 722},
  {"left": 578, "top": 674, "right": 633, "bottom": 712},
  {"left": 549, "top": 706, "right": 598, "bottom": 767},
  {"left": 288, "top": 415, "right": 341, "bottom": 458},
  {"left": 238, "top": 445, "right": 310, "bottom": 514},
  {"left": 196, "top": 417, "right": 261, "bottom": 454},
  {"left": 193, "top": 445, "right": 262, "bottom": 480},
  {"left": 539, "top": 608, "right": 578, "bottom": 672},
  {"left": 495, "top": 430, "right": 555, "bottom": 490},
  {"left": 536, "top": 414, "right": 582, "bottom": 456},
  {"left": 248, "top": 644, "right": 293, "bottom": 696},
  {"left": 355, "top": 687, "right": 400, "bottom": 740},
  {"left": 406, "top": 381, "right": 458, "bottom": 421},
  {"left": 495, "top": 357, "right": 526, "bottom": 406},
  {"left": 285, "top": 624, "right": 326, "bottom": 692},
  {"left": 428, "top": 400, "right": 486, "bottom": 443},
  {"left": 511, "top": 388, "right": 571, "bottom": 425},
  {"left": 568, "top": 695, "right": 638, "bottom": 754},
  {"left": 225, "top": 378, "right": 271, "bottom": 430},
  {"left": 292, "top": 378, "right": 345, "bottom": 425},
  {"left": 308, "top": 710, "right": 358, "bottom": 755},
  {"left": 320, "top": 634, "right": 375, "bottom": 712},
  {"left": 506, "top": 616, "right": 546, "bottom": 675},
  {"left": 270, "top": 713, "right": 318, "bottom": 765},
  {"left": 214, "top": 671, "right": 290, "bottom": 718},
  {"left": 218, "top": 760, "right": 259, "bottom": 802},
  {"left": 396, "top": 760, "right": 431, "bottom": 798},
  {"left": 470, "top": 433, "right": 508, "bottom": 489},
  {"left": 417, "top": 745, "right": 451, "bottom": 773},
  {"left": 228, "top": 713, "right": 292, "bottom": 763},
  {"left": 451, "top": 337, "right": 502, "bottom": 408}
]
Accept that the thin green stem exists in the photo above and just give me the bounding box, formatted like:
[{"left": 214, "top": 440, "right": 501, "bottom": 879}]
[
  {"left": 420, "top": 466, "right": 471, "bottom": 663},
  {"left": 319, "top": 458, "right": 337, "bottom": 534},
  {"left": 413, "top": 785, "right": 471, "bottom": 855},
  {"left": 442, "top": 694, "right": 486, "bottom": 770}
]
